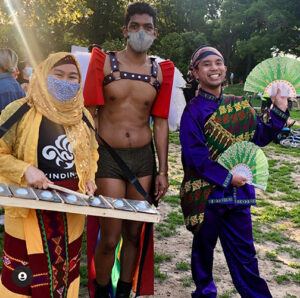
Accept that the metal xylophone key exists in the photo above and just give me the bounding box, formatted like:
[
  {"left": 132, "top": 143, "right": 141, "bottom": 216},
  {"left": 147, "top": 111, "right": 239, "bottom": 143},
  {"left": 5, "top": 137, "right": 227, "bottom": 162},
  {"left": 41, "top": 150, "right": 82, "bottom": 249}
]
[
  {"left": 33, "top": 189, "right": 62, "bottom": 203},
  {"left": 89, "top": 195, "right": 113, "bottom": 209},
  {"left": 104, "top": 197, "right": 136, "bottom": 212},
  {"left": 126, "top": 199, "right": 157, "bottom": 214},
  {"left": 0, "top": 183, "right": 12, "bottom": 197},
  {"left": 9, "top": 185, "right": 36, "bottom": 200},
  {"left": 57, "top": 191, "right": 89, "bottom": 206}
]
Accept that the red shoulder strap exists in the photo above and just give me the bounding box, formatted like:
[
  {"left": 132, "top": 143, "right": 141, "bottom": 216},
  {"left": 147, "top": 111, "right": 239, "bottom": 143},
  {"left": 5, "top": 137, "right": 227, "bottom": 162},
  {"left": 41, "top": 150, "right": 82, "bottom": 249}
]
[
  {"left": 151, "top": 60, "right": 175, "bottom": 119},
  {"left": 83, "top": 47, "right": 106, "bottom": 106}
]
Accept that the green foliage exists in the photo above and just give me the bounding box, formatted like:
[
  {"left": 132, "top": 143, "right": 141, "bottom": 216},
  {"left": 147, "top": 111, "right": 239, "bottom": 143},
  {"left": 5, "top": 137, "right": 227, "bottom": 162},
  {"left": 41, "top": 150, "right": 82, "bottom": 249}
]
[
  {"left": 256, "top": 205, "right": 290, "bottom": 224},
  {"left": 163, "top": 195, "right": 181, "bottom": 207},
  {"left": 275, "top": 273, "right": 290, "bottom": 284},
  {"left": 252, "top": 221, "right": 291, "bottom": 244},
  {"left": 154, "top": 265, "right": 168, "bottom": 282},
  {"left": 276, "top": 246, "right": 300, "bottom": 259},
  {"left": 155, "top": 211, "right": 184, "bottom": 239},
  {"left": 219, "top": 292, "right": 233, "bottom": 298},
  {"left": 181, "top": 276, "right": 193, "bottom": 287},
  {"left": 265, "top": 251, "right": 277, "bottom": 261},
  {"left": 266, "top": 162, "right": 298, "bottom": 196},
  {"left": 252, "top": 221, "right": 264, "bottom": 243},
  {"left": 168, "top": 157, "right": 177, "bottom": 163},
  {"left": 275, "top": 271, "right": 300, "bottom": 284},
  {"left": 290, "top": 271, "right": 300, "bottom": 283},
  {"left": 154, "top": 253, "right": 172, "bottom": 264},
  {"left": 169, "top": 179, "right": 181, "bottom": 186},
  {"left": 256, "top": 200, "right": 272, "bottom": 208},
  {"left": 102, "top": 38, "right": 126, "bottom": 52},
  {"left": 167, "top": 211, "right": 184, "bottom": 226},
  {"left": 156, "top": 31, "right": 207, "bottom": 74},
  {"left": 223, "top": 84, "right": 248, "bottom": 97},
  {"left": 290, "top": 111, "right": 300, "bottom": 121},
  {"left": 176, "top": 261, "right": 190, "bottom": 271},
  {"left": 289, "top": 262, "right": 300, "bottom": 269},
  {"left": 1, "top": 0, "right": 298, "bottom": 79},
  {"left": 263, "top": 231, "right": 289, "bottom": 244},
  {"left": 0, "top": 0, "right": 92, "bottom": 61},
  {"left": 290, "top": 204, "right": 300, "bottom": 227},
  {"left": 169, "top": 132, "right": 180, "bottom": 145},
  {"left": 79, "top": 265, "right": 88, "bottom": 286}
]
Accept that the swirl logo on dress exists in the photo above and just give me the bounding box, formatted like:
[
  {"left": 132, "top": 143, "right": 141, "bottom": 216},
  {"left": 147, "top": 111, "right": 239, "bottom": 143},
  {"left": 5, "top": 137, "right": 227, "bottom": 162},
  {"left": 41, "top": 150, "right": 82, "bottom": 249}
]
[{"left": 42, "top": 135, "right": 74, "bottom": 169}]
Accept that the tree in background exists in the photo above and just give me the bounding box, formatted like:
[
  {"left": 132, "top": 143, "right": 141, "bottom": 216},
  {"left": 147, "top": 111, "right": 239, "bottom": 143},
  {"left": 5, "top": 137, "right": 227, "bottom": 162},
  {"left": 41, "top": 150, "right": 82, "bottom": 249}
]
[
  {"left": 206, "top": 0, "right": 300, "bottom": 81},
  {"left": 0, "top": 0, "right": 299, "bottom": 79},
  {"left": 155, "top": 31, "right": 207, "bottom": 75},
  {"left": 0, "top": 0, "right": 92, "bottom": 62}
]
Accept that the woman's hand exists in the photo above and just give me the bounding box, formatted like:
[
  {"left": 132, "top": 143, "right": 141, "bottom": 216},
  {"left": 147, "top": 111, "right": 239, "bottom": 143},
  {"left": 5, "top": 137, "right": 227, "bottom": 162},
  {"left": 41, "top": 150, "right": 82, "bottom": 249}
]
[
  {"left": 86, "top": 180, "right": 96, "bottom": 196},
  {"left": 25, "top": 165, "right": 53, "bottom": 189}
]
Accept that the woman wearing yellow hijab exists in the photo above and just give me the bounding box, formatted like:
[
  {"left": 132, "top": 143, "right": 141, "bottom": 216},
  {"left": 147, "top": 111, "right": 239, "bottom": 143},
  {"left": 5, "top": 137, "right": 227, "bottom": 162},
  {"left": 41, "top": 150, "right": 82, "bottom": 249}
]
[{"left": 0, "top": 52, "right": 98, "bottom": 297}]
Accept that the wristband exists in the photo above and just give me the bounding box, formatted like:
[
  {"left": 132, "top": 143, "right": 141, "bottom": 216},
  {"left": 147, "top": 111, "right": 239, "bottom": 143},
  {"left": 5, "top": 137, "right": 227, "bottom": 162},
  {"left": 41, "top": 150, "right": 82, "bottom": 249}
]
[{"left": 158, "top": 172, "right": 168, "bottom": 176}]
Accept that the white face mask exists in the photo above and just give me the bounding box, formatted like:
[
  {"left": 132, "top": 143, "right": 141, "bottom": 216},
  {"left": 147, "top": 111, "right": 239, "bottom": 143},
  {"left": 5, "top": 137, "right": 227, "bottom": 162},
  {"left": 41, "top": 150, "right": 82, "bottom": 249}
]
[{"left": 127, "top": 30, "right": 155, "bottom": 53}]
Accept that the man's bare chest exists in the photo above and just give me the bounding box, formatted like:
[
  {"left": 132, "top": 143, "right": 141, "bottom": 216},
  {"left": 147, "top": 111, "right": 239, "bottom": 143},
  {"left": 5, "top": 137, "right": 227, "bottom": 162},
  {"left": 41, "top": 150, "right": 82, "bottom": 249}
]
[{"left": 103, "top": 79, "right": 157, "bottom": 107}]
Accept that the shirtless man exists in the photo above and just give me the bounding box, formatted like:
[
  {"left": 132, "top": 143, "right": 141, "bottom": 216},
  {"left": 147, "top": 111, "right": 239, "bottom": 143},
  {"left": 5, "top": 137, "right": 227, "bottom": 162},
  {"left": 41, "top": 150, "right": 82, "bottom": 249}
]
[{"left": 84, "top": 2, "right": 174, "bottom": 297}]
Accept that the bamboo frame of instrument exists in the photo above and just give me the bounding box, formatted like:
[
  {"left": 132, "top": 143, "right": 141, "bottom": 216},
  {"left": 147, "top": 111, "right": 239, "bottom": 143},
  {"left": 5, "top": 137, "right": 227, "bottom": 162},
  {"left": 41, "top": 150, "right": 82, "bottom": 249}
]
[{"left": 0, "top": 195, "right": 160, "bottom": 223}]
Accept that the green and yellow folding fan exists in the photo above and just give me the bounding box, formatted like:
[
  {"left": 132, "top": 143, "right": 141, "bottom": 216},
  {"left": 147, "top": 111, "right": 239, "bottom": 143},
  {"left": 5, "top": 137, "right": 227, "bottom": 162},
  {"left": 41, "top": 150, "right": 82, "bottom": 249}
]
[
  {"left": 244, "top": 57, "right": 300, "bottom": 97},
  {"left": 218, "top": 141, "right": 269, "bottom": 191}
]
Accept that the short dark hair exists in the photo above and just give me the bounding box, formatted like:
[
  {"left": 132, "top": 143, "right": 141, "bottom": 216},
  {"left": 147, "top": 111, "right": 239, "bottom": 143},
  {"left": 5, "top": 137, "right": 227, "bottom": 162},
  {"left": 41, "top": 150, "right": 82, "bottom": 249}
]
[
  {"left": 88, "top": 44, "right": 102, "bottom": 53},
  {"left": 18, "top": 61, "right": 27, "bottom": 72},
  {"left": 125, "top": 2, "right": 156, "bottom": 28}
]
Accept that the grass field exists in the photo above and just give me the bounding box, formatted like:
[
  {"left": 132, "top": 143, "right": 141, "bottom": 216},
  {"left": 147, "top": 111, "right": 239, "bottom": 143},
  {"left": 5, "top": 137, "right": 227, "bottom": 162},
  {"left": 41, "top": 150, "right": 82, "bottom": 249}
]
[{"left": 224, "top": 84, "right": 261, "bottom": 107}]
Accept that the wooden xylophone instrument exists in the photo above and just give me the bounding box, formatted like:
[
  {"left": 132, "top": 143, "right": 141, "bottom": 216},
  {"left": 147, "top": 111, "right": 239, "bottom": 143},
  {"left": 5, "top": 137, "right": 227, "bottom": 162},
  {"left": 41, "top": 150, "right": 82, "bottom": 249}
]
[{"left": 0, "top": 183, "right": 160, "bottom": 223}]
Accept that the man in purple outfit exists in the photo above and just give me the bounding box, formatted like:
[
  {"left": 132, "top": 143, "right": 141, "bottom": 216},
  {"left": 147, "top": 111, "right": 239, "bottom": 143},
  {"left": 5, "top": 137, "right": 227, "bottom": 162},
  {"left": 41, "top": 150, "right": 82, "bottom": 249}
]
[{"left": 179, "top": 45, "right": 288, "bottom": 298}]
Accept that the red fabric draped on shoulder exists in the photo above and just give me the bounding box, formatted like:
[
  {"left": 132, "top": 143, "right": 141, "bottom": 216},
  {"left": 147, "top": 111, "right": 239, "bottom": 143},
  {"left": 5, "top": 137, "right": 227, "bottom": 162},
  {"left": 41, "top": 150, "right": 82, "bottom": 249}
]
[
  {"left": 83, "top": 47, "right": 106, "bottom": 106},
  {"left": 151, "top": 60, "right": 175, "bottom": 119}
]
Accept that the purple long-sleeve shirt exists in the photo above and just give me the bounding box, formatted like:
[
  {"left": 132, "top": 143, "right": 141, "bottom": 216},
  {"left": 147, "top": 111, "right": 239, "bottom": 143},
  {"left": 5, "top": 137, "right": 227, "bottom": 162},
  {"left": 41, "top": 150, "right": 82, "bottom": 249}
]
[{"left": 180, "top": 89, "right": 288, "bottom": 205}]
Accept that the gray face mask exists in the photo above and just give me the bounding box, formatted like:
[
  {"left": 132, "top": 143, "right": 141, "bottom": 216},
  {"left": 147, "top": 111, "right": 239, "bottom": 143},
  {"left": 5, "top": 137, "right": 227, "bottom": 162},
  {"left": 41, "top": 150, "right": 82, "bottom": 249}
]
[{"left": 127, "top": 30, "right": 155, "bottom": 53}]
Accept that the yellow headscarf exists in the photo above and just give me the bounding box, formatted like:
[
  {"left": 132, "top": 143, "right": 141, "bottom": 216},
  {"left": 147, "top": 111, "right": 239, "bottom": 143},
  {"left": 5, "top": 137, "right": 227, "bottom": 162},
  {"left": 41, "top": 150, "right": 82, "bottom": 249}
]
[{"left": 27, "top": 52, "right": 84, "bottom": 125}]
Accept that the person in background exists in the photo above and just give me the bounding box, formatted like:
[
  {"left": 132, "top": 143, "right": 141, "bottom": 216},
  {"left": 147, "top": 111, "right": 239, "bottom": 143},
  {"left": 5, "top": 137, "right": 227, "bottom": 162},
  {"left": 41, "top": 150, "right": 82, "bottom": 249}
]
[
  {"left": 288, "top": 97, "right": 297, "bottom": 111},
  {"left": 0, "top": 48, "right": 26, "bottom": 113},
  {"left": 183, "top": 70, "right": 199, "bottom": 104},
  {"left": 230, "top": 71, "right": 234, "bottom": 84},
  {"left": 261, "top": 93, "right": 272, "bottom": 113},
  {"left": 17, "top": 60, "right": 33, "bottom": 94},
  {"left": 295, "top": 95, "right": 300, "bottom": 110},
  {"left": 88, "top": 44, "right": 102, "bottom": 53}
]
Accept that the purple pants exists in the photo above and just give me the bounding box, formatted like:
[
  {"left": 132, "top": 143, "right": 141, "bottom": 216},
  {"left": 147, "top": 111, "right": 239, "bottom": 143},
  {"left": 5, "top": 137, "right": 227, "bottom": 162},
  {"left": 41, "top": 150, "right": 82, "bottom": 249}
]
[{"left": 191, "top": 204, "right": 272, "bottom": 298}]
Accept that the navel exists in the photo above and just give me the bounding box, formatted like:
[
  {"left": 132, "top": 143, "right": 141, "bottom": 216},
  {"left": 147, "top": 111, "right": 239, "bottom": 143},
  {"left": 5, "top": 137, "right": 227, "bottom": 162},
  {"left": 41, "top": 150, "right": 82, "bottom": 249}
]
[
  {"left": 125, "top": 132, "right": 130, "bottom": 138},
  {"left": 110, "top": 96, "right": 116, "bottom": 101},
  {"left": 144, "top": 101, "right": 150, "bottom": 106}
]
